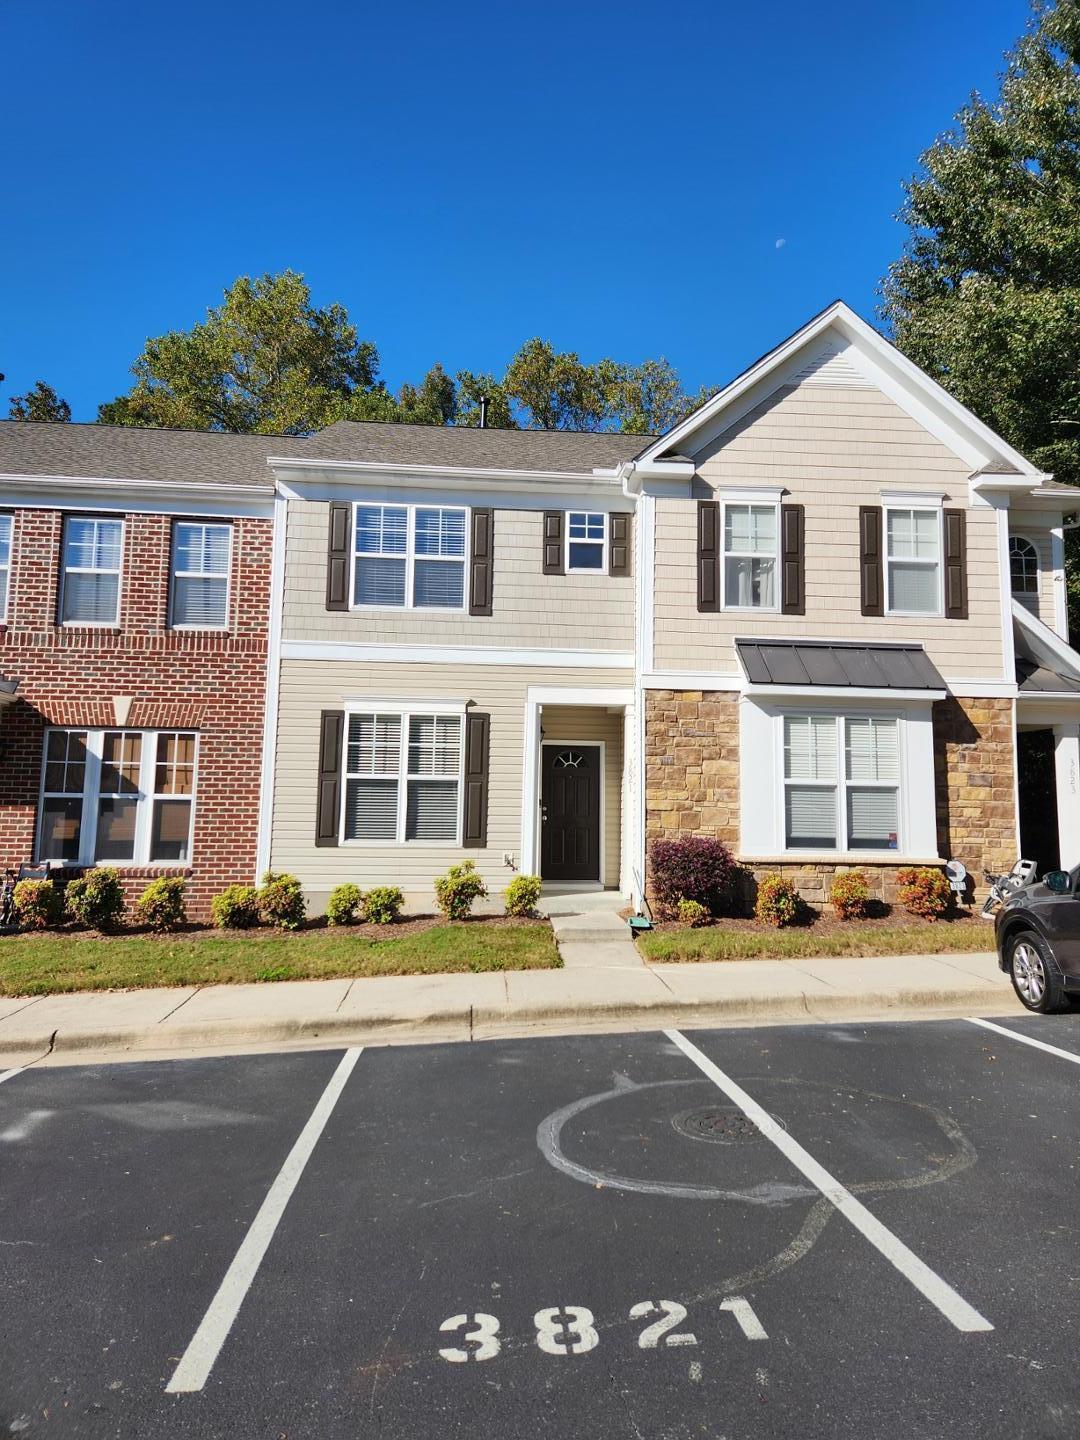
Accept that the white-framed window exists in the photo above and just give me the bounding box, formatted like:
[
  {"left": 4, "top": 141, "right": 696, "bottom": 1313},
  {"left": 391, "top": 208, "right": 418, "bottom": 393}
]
[
  {"left": 783, "top": 713, "right": 900, "bottom": 852},
  {"left": 342, "top": 709, "right": 463, "bottom": 844},
  {"left": 1009, "top": 535, "right": 1040, "bottom": 609},
  {"left": 566, "top": 511, "right": 606, "bottom": 572},
  {"left": 170, "top": 521, "right": 231, "bottom": 628},
  {"left": 0, "top": 513, "right": 11, "bottom": 622},
  {"left": 352, "top": 503, "right": 466, "bottom": 610},
  {"left": 38, "top": 728, "right": 197, "bottom": 866},
  {"left": 885, "top": 507, "right": 941, "bottom": 616},
  {"left": 60, "top": 516, "right": 123, "bottom": 625},
  {"left": 723, "top": 502, "right": 778, "bottom": 609}
]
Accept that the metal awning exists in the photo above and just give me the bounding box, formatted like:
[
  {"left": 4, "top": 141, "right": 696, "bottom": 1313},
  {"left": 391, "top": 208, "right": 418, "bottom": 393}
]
[
  {"left": 736, "top": 639, "right": 945, "bottom": 692},
  {"left": 0, "top": 674, "right": 19, "bottom": 708},
  {"left": 1016, "top": 659, "right": 1080, "bottom": 695}
]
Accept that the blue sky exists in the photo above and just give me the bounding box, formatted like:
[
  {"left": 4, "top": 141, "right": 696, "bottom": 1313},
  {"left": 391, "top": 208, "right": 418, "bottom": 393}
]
[{"left": 3, "top": 0, "right": 1028, "bottom": 423}]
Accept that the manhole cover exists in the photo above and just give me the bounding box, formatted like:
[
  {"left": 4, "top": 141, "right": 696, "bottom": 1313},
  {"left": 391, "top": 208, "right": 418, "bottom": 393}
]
[{"left": 672, "top": 1106, "right": 782, "bottom": 1145}]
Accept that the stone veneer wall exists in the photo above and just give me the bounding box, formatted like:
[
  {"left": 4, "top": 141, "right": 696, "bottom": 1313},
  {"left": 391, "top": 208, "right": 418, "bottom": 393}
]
[{"left": 932, "top": 695, "right": 1017, "bottom": 881}]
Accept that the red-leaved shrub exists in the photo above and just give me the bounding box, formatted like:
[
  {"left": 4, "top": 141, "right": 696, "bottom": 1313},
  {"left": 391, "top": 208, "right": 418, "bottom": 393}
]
[
  {"left": 650, "top": 836, "right": 738, "bottom": 918},
  {"left": 830, "top": 871, "right": 870, "bottom": 920},
  {"left": 896, "top": 867, "right": 952, "bottom": 921}
]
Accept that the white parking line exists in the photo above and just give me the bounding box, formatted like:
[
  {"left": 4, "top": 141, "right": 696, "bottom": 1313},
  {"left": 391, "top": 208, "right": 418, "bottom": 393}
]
[
  {"left": 166, "top": 1046, "right": 363, "bottom": 1394},
  {"left": 0, "top": 1065, "right": 28, "bottom": 1087},
  {"left": 665, "top": 1029, "right": 993, "bottom": 1335},
  {"left": 967, "top": 1016, "right": 1080, "bottom": 1065}
]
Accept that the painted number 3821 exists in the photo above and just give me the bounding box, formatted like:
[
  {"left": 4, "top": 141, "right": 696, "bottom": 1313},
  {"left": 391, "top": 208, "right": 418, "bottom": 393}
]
[{"left": 438, "top": 1297, "right": 766, "bottom": 1362}]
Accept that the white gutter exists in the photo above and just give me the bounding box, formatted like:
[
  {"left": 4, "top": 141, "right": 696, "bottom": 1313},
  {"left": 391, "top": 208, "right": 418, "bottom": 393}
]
[{"left": 0, "top": 472, "right": 273, "bottom": 503}]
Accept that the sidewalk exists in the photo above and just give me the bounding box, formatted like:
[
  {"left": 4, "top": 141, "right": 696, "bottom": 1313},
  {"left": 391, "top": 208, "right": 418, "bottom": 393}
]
[{"left": 0, "top": 949, "right": 1019, "bottom": 1067}]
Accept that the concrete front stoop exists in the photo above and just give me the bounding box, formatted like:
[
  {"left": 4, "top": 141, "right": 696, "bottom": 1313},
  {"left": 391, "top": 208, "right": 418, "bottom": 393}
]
[{"left": 538, "top": 889, "right": 643, "bottom": 970}]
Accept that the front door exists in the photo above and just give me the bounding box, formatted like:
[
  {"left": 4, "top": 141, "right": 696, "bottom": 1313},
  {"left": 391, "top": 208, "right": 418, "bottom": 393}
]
[{"left": 541, "top": 744, "right": 601, "bottom": 883}]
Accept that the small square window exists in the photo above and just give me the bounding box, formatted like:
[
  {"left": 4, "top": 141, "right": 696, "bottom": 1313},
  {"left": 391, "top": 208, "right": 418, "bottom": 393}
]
[{"left": 567, "top": 512, "right": 606, "bottom": 571}]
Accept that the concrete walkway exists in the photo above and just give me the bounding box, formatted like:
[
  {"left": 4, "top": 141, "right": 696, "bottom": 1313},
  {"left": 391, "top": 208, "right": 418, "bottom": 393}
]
[
  {"left": 0, "top": 947, "right": 1020, "bottom": 1068},
  {"left": 538, "top": 889, "right": 643, "bottom": 969}
]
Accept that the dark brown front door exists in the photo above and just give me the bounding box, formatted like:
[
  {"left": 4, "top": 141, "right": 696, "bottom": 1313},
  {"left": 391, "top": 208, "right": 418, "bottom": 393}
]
[{"left": 541, "top": 744, "right": 601, "bottom": 883}]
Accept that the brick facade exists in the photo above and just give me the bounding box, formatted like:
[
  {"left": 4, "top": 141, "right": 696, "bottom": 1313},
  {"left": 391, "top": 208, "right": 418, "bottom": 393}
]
[{"left": 0, "top": 506, "right": 271, "bottom": 919}]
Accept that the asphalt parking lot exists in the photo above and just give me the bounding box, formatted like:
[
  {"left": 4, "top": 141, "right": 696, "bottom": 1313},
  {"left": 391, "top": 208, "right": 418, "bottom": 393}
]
[{"left": 2, "top": 1013, "right": 1080, "bottom": 1440}]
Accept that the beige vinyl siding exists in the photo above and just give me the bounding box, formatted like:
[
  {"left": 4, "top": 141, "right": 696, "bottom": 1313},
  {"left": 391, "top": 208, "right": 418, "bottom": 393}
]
[
  {"left": 653, "top": 382, "right": 1004, "bottom": 680},
  {"left": 271, "top": 660, "right": 633, "bottom": 906},
  {"left": 539, "top": 705, "right": 623, "bottom": 888},
  {"left": 282, "top": 500, "right": 634, "bottom": 651},
  {"left": 1009, "top": 513, "right": 1060, "bottom": 631}
]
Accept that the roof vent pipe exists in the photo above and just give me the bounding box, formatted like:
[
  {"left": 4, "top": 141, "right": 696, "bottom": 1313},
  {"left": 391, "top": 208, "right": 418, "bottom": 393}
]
[{"left": 478, "top": 396, "right": 488, "bottom": 429}]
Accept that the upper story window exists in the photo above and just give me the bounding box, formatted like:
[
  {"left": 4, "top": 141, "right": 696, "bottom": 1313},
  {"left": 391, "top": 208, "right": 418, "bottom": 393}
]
[
  {"left": 885, "top": 507, "right": 941, "bottom": 615},
  {"left": 567, "top": 511, "right": 606, "bottom": 572},
  {"left": 353, "top": 503, "right": 466, "bottom": 610},
  {"left": 1009, "top": 536, "right": 1039, "bottom": 608},
  {"left": 60, "top": 516, "right": 123, "bottom": 625},
  {"left": 724, "top": 503, "right": 777, "bottom": 609},
  {"left": 342, "top": 709, "right": 463, "bottom": 844},
  {"left": 171, "top": 521, "right": 231, "bottom": 629},
  {"left": 0, "top": 513, "right": 11, "bottom": 622},
  {"left": 783, "top": 713, "right": 899, "bottom": 853}
]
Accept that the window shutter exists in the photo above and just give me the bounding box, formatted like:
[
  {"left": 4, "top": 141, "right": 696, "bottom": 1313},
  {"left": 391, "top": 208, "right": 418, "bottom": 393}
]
[
  {"left": 462, "top": 711, "right": 490, "bottom": 848},
  {"left": 542, "top": 511, "right": 564, "bottom": 575},
  {"left": 859, "top": 506, "right": 883, "bottom": 616},
  {"left": 609, "top": 513, "right": 632, "bottom": 577},
  {"left": 315, "top": 710, "right": 344, "bottom": 847},
  {"left": 780, "top": 503, "right": 805, "bottom": 615},
  {"left": 469, "top": 508, "right": 494, "bottom": 616},
  {"left": 943, "top": 508, "right": 968, "bottom": 620},
  {"left": 697, "top": 500, "right": 720, "bottom": 612},
  {"left": 325, "top": 503, "right": 351, "bottom": 611}
]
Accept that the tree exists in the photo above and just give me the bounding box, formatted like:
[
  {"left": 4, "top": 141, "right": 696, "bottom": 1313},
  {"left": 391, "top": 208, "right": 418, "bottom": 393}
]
[
  {"left": 454, "top": 371, "right": 517, "bottom": 430},
  {"left": 98, "top": 271, "right": 381, "bottom": 434},
  {"left": 8, "top": 380, "right": 71, "bottom": 422},
  {"left": 610, "top": 359, "right": 714, "bottom": 435},
  {"left": 881, "top": 0, "right": 1080, "bottom": 627}
]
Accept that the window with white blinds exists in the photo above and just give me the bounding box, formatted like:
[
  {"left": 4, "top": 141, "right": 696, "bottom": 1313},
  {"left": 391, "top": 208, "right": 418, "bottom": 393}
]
[
  {"left": 353, "top": 503, "right": 466, "bottom": 610},
  {"left": 343, "top": 711, "right": 463, "bottom": 843},
  {"left": 783, "top": 714, "right": 900, "bottom": 852},
  {"left": 60, "top": 517, "right": 123, "bottom": 624},
  {"left": 0, "top": 513, "right": 11, "bottom": 622},
  {"left": 171, "top": 522, "right": 231, "bottom": 628},
  {"left": 886, "top": 508, "right": 941, "bottom": 615}
]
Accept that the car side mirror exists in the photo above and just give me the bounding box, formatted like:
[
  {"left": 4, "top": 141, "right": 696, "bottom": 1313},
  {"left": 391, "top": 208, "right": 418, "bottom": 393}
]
[{"left": 1043, "top": 870, "right": 1071, "bottom": 894}]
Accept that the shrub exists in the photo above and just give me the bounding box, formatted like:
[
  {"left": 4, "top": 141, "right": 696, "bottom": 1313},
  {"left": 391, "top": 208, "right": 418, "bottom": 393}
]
[
  {"left": 504, "top": 874, "right": 542, "bottom": 918},
  {"left": 650, "top": 836, "right": 738, "bottom": 918},
  {"left": 12, "top": 879, "right": 64, "bottom": 930},
  {"left": 435, "top": 860, "right": 488, "bottom": 920},
  {"left": 677, "top": 897, "right": 710, "bottom": 927},
  {"left": 134, "top": 876, "right": 187, "bottom": 932},
  {"left": 327, "top": 883, "right": 365, "bottom": 926},
  {"left": 896, "top": 866, "right": 952, "bottom": 921},
  {"left": 755, "top": 874, "right": 800, "bottom": 927},
  {"left": 258, "top": 872, "right": 307, "bottom": 930},
  {"left": 830, "top": 871, "right": 871, "bottom": 921},
  {"left": 364, "top": 885, "right": 404, "bottom": 925},
  {"left": 65, "top": 867, "right": 125, "bottom": 931},
  {"left": 211, "top": 884, "right": 260, "bottom": 929}
]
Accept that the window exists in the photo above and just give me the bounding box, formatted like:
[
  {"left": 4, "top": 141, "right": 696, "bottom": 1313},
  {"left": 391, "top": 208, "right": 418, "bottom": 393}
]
[
  {"left": 1009, "top": 536, "right": 1039, "bottom": 607},
  {"left": 171, "top": 522, "right": 231, "bottom": 628},
  {"left": 567, "top": 512, "right": 606, "bottom": 572},
  {"left": 343, "top": 710, "right": 463, "bottom": 843},
  {"left": 37, "top": 729, "right": 197, "bottom": 865},
  {"left": 723, "top": 503, "right": 777, "bottom": 608},
  {"left": 60, "top": 516, "right": 123, "bottom": 625},
  {"left": 783, "top": 714, "right": 899, "bottom": 852},
  {"left": 0, "top": 513, "right": 11, "bottom": 622},
  {"left": 885, "top": 508, "right": 940, "bottom": 615},
  {"left": 352, "top": 503, "right": 466, "bottom": 609}
]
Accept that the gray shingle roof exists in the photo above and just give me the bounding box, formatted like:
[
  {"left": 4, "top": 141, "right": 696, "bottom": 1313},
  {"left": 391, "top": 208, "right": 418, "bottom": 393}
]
[
  {"left": 737, "top": 638, "right": 945, "bottom": 690},
  {"left": 305, "top": 420, "right": 650, "bottom": 473}
]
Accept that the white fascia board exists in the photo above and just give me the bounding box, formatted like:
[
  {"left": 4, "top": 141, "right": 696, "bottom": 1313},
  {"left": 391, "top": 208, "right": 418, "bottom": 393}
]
[
  {"left": 940, "top": 677, "right": 1019, "bottom": 698},
  {"left": 641, "top": 671, "right": 742, "bottom": 691},
  {"left": 1013, "top": 597, "right": 1080, "bottom": 680},
  {"left": 268, "top": 456, "right": 628, "bottom": 497},
  {"left": 0, "top": 472, "right": 274, "bottom": 516},
  {"left": 742, "top": 683, "right": 946, "bottom": 703},
  {"left": 280, "top": 639, "right": 635, "bottom": 669},
  {"left": 527, "top": 685, "right": 634, "bottom": 707}
]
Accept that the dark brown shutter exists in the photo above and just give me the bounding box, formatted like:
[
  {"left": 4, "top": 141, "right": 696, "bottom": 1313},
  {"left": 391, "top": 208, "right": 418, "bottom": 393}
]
[
  {"left": 943, "top": 508, "right": 968, "bottom": 619},
  {"left": 780, "top": 503, "right": 805, "bottom": 615},
  {"left": 315, "top": 710, "right": 344, "bottom": 846},
  {"left": 469, "top": 508, "right": 494, "bottom": 615},
  {"left": 325, "top": 502, "right": 351, "bottom": 611},
  {"left": 859, "top": 506, "right": 884, "bottom": 616},
  {"left": 697, "top": 500, "right": 720, "bottom": 612},
  {"left": 542, "top": 511, "right": 564, "bottom": 574},
  {"left": 462, "top": 711, "right": 490, "bottom": 848},
  {"left": 609, "top": 513, "right": 632, "bottom": 577}
]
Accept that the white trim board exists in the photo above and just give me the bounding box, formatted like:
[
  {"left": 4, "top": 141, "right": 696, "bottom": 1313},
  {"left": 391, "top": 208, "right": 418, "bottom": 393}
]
[
  {"left": 255, "top": 491, "right": 287, "bottom": 880},
  {"left": 280, "top": 640, "right": 635, "bottom": 669}
]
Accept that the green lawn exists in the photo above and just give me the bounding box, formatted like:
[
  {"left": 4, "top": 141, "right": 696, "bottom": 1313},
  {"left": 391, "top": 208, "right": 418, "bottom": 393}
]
[
  {"left": 0, "top": 922, "right": 560, "bottom": 996},
  {"left": 637, "top": 918, "right": 993, "bottom": 963}
]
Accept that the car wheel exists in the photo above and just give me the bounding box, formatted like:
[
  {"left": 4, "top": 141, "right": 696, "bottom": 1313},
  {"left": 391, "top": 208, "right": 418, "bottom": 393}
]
[{"left": 1008, "top": 930, "right": 1069, "bottom": 1014}]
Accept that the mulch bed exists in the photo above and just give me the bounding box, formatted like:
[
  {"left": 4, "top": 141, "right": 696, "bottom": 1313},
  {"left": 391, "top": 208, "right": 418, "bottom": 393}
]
[{"left": 2, "top": 913, "right": 548, "bottom": 944}]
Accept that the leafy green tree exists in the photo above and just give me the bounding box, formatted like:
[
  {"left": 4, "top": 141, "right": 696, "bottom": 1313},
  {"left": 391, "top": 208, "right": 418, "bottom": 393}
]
[
  {"left": 611, "top": 359, "right": 715, "bottom": 434},
  {"left": 8, "top": 380, "right": 71, "bottom": 422},
  {"left": 501, "top": 338, "right": 618, "bottom": 430},
  {"left": 454, "top": 371, "right": 517, "bottom": 430},
  {"left": 881, "top": 0, "right": 1080, "bottom": 627}
]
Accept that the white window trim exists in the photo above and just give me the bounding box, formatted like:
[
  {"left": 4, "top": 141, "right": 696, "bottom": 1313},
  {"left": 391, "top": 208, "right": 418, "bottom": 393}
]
[
  {"left": 339, "top": 706, "right": 466, "bottom": 847},
  {"left": 721, "top": 498, "right": 780, "bottom": 613},
  {"left": 565, "top": 510, "right": 608, "bottom": 575},
  {"left": 36, "top": 727, "right": 199, "bottom": 867},
  {"left": 0, "top": 511, "right": 11, "bottom": 623},
  {"left": 349, "top": 501, "right": 469, "bottom": 613},
  {"left": 883, "top": 504, "right": 944, "bottom": 619},
  {"left": 1008, "top": 533, "right": 1041, "bottom": 602},
  {"left": 777, "top": 709, "right": 905, "bottom": 857},
  {"left": 59, "top": 515, "right": 125, "bottom": 628},
  {"left": 169, "top": 520, "right": 233, "bottom": 631}
]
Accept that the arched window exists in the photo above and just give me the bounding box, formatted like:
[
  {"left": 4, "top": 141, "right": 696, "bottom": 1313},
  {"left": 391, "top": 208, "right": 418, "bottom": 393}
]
[{"left": 1009, "top": 536, "right": 1039, "bottom": 600}]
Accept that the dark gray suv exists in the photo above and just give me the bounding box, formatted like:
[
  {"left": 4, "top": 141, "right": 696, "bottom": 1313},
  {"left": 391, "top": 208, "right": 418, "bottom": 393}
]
[{"left": 995, "top": 866, "right": 1080, "bottom": 1013}]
